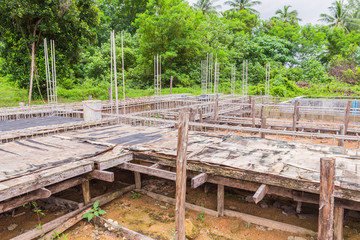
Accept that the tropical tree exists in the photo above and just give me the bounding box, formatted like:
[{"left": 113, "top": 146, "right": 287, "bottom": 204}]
[
  {"left": 319, "top": 0, "right": 359, "bottom": 32},
  {"left": 193, "top": 0, "right": 221, "bottom": 14},
  {"left": 224, "top": 0, "right": 261, "bottom": 14},
  {"left": 274, "top": 5, "right": 301, "bottom": 23}
]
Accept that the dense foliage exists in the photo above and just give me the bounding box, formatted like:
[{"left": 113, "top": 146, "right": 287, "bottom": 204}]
[{"left": 0, "top": 0, "right": 360, "bottom": 103}]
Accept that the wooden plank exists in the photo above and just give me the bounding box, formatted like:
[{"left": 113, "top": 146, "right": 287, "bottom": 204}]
[
  {"left": 251, "top": 100, "right": 255, "bottom": 128},
  {"left": 0, "top": 188, "right": 51, "bottom": 214},
  {"left": 88, "top": 170, "right": 114, "bottom": 182},
  {"left": 119, "top": 163, "right": 176, "bottom": 181},
  {"left": 338, "top": 125, "right": 344, "bottom": 147},
  {"left": 224, "top": 210, "right": 316, "bottom": 236},
  {"left": 318, "top": 157, "right": 335, "bottom": 240},
  {"left": 333, "top": 206, "right": 344, "bottom": 240},
  {"left": 253, "top": 184, "right": 268, "bottom": 204},
  {"left": 0, "top": 161, "right": 93, "bottom": 202},
  {"left": 217, "top": 184, "right": 224, "bottom": 217},
  {"left": 134, "top": 172, "right": 141, "bottom": 189},
  {"left": 82, "top": 179, "right": 91, "bottom": 205},
  {"left": 293, "top": 100, "right": 299, "bottom": 131},
  {"left": 175, "top": 110, "right": 190, "bottom": 240},
  {"left": 214, "top": 96, "right": 219, "bottom": 121},
  {"left": 191, "top": 173, "right": 208, "bottom": 189},
  {"left": 96, "top": 153, "right": 133, "bottom": 170},
  {"left": 47, "top": 177, "right": 83, "bottom": 194}
]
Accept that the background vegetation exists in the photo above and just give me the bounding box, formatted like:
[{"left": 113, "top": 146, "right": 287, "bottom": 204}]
[{"left": 0, "top": 0, "right": 360, "bottom": 106}]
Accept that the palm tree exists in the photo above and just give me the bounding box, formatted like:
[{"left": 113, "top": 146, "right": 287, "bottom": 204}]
[
  {"left": 193, "top": 0, "right": 221, "bottom": 14},
  {"left": 274, "top": 5, "right": 301, "bottom": 23},
  {"left": 319, "top": 0, "right": 359, "bottom": 32},
  {"left": 224, "top": 0, "right": 261, "bottom": 14}
]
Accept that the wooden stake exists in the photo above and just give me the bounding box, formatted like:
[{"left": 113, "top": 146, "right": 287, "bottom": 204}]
[
  {"left": 338, "top": 125, "right": 345, "bottom": 147},
  {"left": 333, "top": 206, "right": 344, "bottom": 240},
  {"left": 170, "top": 76, "right": 173, "bottom": 94},
  {"left": 81, "top": 179, "right": 91, "bottom": 205},
  {"left": 175, "top": 110, "right": 190, "bottom": 240},
  {"left": 318, "top": 157, "right": 335, "bottom": 240},
  {"left": 214, "top": 95, "right": 219, "bottom": 121},
  {"left": 253, "top": 184, "right": 268, "bottom": 204},
  {"left": 251, "top": 100, "right": 255, "bottom": 128},
  {"left": 293, "top": 100, "right": 299, "bottom": 131},
  {"left": 343, "top": 100, "right": 351, "bottom": 134},
  {"left": 260, "top": 117, "right": 266, "bottom": 138},
  {"left": 217, "top": 184, "right": 224, "bottom": 217},
  {"left": 135, "top": 172, "right": 141, "bottom": 189}
]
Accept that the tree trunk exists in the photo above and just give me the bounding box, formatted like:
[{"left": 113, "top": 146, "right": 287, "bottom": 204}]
[{"left": 28, "top": 41, "right": 36, "bottom": 106}]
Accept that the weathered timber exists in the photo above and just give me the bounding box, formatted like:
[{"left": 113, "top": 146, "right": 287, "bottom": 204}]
[
  {"left": 82, "top": 179, "right": 91, "bottom": 205},
  {"left": 333, "top": 206, "right": 344, "bottom": 240},
  {"left": 293, "top": 100, "right": 299, "bottom": 131},
  {"left": 88, "top": 170, "right": 114, "bottom": 182},
  {"left": 260, "top": 117, "right": 266, "bottom": 138},
  {"left": 253, "top": 184, "right": 268, "bottom": 204},
  {"left": 47, "top": 177, "right": 83, "bottom": 194},
  {"left": 0, "top": 188, "right": 51, "bottom": 214},
  {"left": 251, "top": 100, "right": 255, "bottom": 128},
  {"left": 224, "top": 210, "right": 316, "bottom": 236},
  {"left": 134, "top": 172, "right": 141, "bottom": 189},
  {"left": 338, "top": 125, "right": 345, "bottom": 147},
  {"left": 175, "top": 110, "right": 190, "bottom": 240},
  {"left": 191, "top": 173, "right": 208, "bottom": 188},
  {"left": 318, "top": 157, "right": 335, "bottom": 240},
  {"left": 217, "top": 184, "right": 224, "bottom": 217},
  {"left": 95, "top": 153, "right": 133, "bottom": 170},
  {"left": 214, "top": 96, "right": 219, "bottom": 121},
  {"left": 119, "top": 162, "right": 176, "bottom": 181},
  {"left": 343, "top": 100, "right": 351, "bottom": 134}
]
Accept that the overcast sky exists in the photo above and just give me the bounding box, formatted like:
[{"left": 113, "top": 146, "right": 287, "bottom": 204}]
[{"left": 186, "top": 0, "right": 333, "bottom": 25}]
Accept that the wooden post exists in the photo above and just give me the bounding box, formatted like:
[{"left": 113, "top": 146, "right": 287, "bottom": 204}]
[
  {"left": 134, "top": 172, "right": 141, "bottom": 189},
  {"left": 338, "top": 125, "right": 345, "bottom": 147},
  {"left": 108, "top": 87, "right": 112, "bottom": 102},
  {"left": 170, "top": 76, "right": 173, "bottom": 94},
  {"left": 343, "top": 100, "right": 351, "bottom": 134},
  {"left": 175, "top": 110, "right": 190, "bottom": 240},
  {"left": 251, "top": 100, "right": 255, "bottom": 128},
  {"left": 318, "top": 157, "right": 335, "bottom": 240},
  {"left": 260, "top": 117, "right": 266, "bottom": 138},
  {"left": 293, "top": 100, "right": 299, "bottom": 131},
  {"left": 260, "top": 105, "right": 264, "bottom": 119},
  {"left": 214, "top": 95, "right": 219, "bottom": 121},
  {"left": 333, "top": 206, "right": 344, "bottom": 240},
  {"left": 217, "top": 184, "right": 224, "bottom": 217},
  {"left": 81, "top": 179, "right": 91, "bottom": 205}
]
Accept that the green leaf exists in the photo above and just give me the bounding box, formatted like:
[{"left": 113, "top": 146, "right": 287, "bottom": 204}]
[
  {"left": 87, "top": 214, "right": 94, "bottom": 222},
  {"left": 98, "top": 210, "right": 106, "bottom": 215},
  {"left": 94, "top": 212, "right": 99, "bottom": 216},
  {"left": 93, "top": 201, "right": 99, "bottom": 209}
]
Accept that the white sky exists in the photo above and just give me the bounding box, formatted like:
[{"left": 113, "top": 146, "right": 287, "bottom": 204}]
[{"left": 186, "top": 0, "right": 333, "bottom": 25}]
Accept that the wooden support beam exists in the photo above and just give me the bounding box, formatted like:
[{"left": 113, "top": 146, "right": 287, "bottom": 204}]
[
  {"left": 260, "top": 105, "right": 264, "bottom": 119},
  {"left": 175, "top": 110, "right": 190, "bottom": 240},
  {"left": 260, "top": 117, "right": 266, "bottom": 138},
  {"left": 47, "top": 177, "right": 83, "bottom": 194},
  {"left": 253, "top": 184, "right": 268, "bottom": 204},
  {"left": 134, "top": 172, "right": 141, "bottom": 189},
  {"left": 338, "top": 125, "right": 345, "bottom": 147},
  {"left": 170, "top": 76, "right": 173, "bottom": 95},
  {"left": 333, "top": 206, "right": 344, "bottom": 240},
  {"left": 191, "top": 173, "right": 208, "bottom": 189},
  {"left": 318, "top": 157, "right": 335, "bottom": 240},
  {"left": 81, "top": 179, "right": 91, "bottom": 205},
  {"left": 0, "top": 188, "right": 51, "bottom": 214},
  {"left": 119, "top": 163, "right": 176, "bottom": 181},
  {"left": 217, "top": 184, "right": 224, "bottom": 217},
  {"left": 293, "top": 100, "right": 299, "bottom": 131},
  {"left": 214, "top": 96, "right": 219, "bottom": 121},
  {"left": 88, "top": 170, "right": 114, "bottom": 182},
  {"left": 343, "top": 100, "right": 351, "bottom": 134},
  {"left": 251, "top": 100, "right": 255, "bottom": 128}
]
